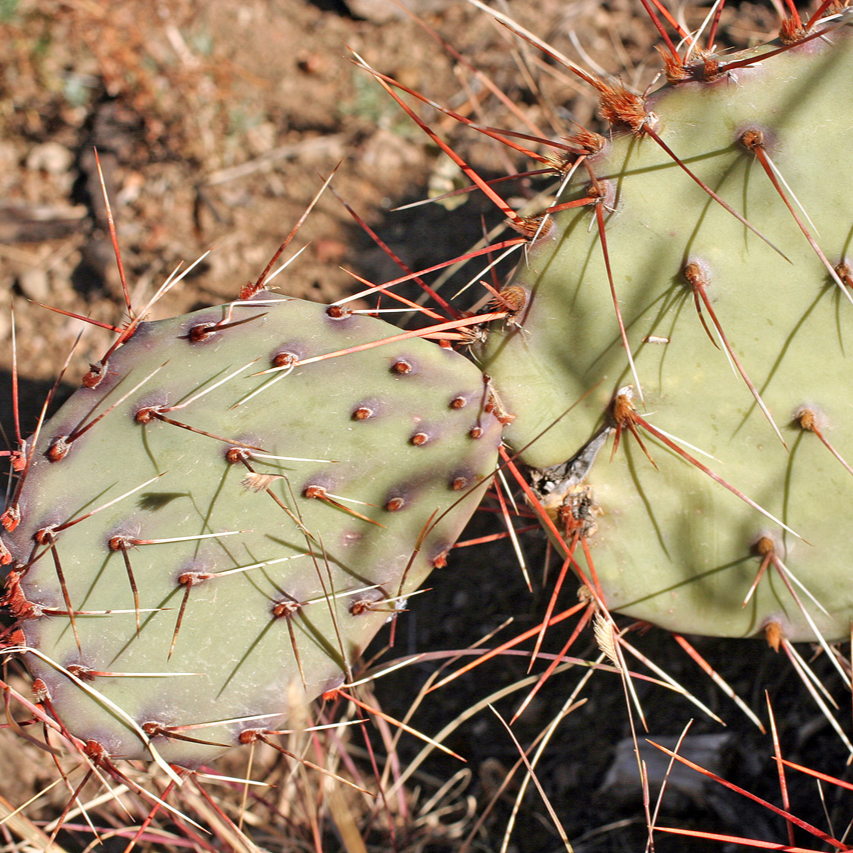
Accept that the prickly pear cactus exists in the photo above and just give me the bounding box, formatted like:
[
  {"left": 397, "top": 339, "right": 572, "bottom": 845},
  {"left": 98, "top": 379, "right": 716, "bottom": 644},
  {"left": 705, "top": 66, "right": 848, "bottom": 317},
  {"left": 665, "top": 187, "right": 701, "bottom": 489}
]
[
  {"left": 3, "top": 1, "right": 852, "bottom": 796},
  {"left": 1, "top": 295, "right": 501, "bottom": 764},
  {"left": 482, "top": 13, "right": 853, "bottom": 642}
]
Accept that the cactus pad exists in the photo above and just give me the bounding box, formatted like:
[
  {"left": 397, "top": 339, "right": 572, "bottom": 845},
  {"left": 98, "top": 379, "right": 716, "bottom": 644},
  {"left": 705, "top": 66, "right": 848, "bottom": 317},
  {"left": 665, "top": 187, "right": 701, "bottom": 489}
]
[
  {"left": 481, "top": 16, "right": 853, "bottom": 641},
  {"left": 2, "top": 295, "right": 502, "bottom": 765}
]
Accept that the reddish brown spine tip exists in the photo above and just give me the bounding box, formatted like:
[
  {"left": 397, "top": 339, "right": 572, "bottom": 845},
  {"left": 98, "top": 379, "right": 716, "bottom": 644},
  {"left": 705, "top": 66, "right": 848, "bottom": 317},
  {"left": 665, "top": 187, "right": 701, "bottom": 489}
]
[
  {"left": 188, "top": 323, "right": 216, "bottom": 342},
  {"left": 238, "top": 728, "right": 261, "bottom": 744},
  {"left": 68, "top": 664, "right": 96, "bottom": 682},
  {"left": 82, "top": 362, "right": 107, "bottom": 388},
  {"left": 108, "top": 535, "right": 133, "bottom": 551},
  {"left": 272, "top": 350, "right": 298, "bottom": 368},
  {"left": 226, "top": 446, "right": 252, "bottom": 464},
  {"left": 326, "top": 305, "right": 352, "bottom": 320},
  {"left": 135, "top": 406, "right": 157, "bottom": 424},
  {"left": 2, "top": 505, "right": 21, "bottom": 533},
  {"left": 740, "top": 128, "right": 764, "bottom": 151},
  {"left": 304, "top": 484, "right": 327, "bottom": 499},
  {"left": 764, "top": 620, "right": 784, "bottom": 652},
  {"left": 272, "top": 598, "right": 301, "bottom": 618},
  {"left": 47, "top": 436, "right": 70, "bottom": 462}
]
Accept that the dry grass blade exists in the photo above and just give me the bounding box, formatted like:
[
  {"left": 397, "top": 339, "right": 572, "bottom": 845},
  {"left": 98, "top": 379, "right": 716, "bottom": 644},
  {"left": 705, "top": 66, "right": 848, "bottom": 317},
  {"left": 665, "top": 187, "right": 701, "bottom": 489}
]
[
  {"left": 0, "top": 790, "right": 72, "bottom": 852},
  {"left": 488, "top": 704, "right": 573, "bottom": 852}
]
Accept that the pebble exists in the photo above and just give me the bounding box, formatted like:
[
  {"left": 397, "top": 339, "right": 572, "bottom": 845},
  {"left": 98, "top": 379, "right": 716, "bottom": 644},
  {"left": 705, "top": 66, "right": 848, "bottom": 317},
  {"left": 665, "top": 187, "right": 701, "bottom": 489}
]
[
  {"left": 17, "top": 268, "right": 51, "bottom": 302},
  {"left": 25, "top": 142, "right": 74, "bottom": 176}
]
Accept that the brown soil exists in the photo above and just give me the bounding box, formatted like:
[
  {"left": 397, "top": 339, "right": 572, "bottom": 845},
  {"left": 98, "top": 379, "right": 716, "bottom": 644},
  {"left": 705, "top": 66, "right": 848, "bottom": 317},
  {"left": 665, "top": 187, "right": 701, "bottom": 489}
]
[{"left": 2, "top": 1, "right": 850, "bottom": 851}]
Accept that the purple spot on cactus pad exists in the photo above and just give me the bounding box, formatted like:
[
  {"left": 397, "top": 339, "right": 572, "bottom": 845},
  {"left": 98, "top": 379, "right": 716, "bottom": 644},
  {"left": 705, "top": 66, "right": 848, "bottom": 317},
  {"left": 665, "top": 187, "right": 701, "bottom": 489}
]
[
  {"left": 431, "top": 545, "right": 451, "bottom": 568},
  {"left": 340, "top": 530, "right": 364, "bottom": 547},
  {"left": 300, "top": 472, "right": 339, "bottom": 497}
]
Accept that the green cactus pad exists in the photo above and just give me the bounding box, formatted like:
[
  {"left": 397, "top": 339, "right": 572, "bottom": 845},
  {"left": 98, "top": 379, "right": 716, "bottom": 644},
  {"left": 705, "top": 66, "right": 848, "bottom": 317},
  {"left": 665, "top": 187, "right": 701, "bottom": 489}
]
[
  {"left": 481, "top": 18, "right": 853, "bottom": 641},
  {"left": 4, "top": 295, "right": 501, "bottom": 765}
]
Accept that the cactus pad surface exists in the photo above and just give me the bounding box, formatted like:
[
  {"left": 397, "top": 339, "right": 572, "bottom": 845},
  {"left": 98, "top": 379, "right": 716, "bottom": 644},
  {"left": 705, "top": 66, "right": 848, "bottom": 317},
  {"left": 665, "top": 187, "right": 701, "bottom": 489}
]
[
  {"left": 3, "top": 295, "right": 501, "bottom": 764},
  {"left": 481, "top": 16, "right": 853, "bottom": 641}
]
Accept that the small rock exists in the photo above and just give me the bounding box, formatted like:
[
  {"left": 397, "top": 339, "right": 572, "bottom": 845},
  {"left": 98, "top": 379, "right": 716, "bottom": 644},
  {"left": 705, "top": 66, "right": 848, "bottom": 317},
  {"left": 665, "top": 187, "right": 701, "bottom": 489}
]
[
  {"left": 16, "top": 268, "right": 51, "bottom": 303},
  {"left": 344, "top": 0, "right": 453, "bottom": 23},
  {"left": 313, "top": 239, "right": 348, "bottom": 265},
  {"left": 600, "top": 732, "right": 733, "bottom": 811},
  {"left": 360, "top": 129, "right": 424, "bottom": 185},
  {"left": 25, "top": 142, "right": 74, "bottom": 175},
  {"left": 246, "top": 121, "right": 278, "bottom": 157}
]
